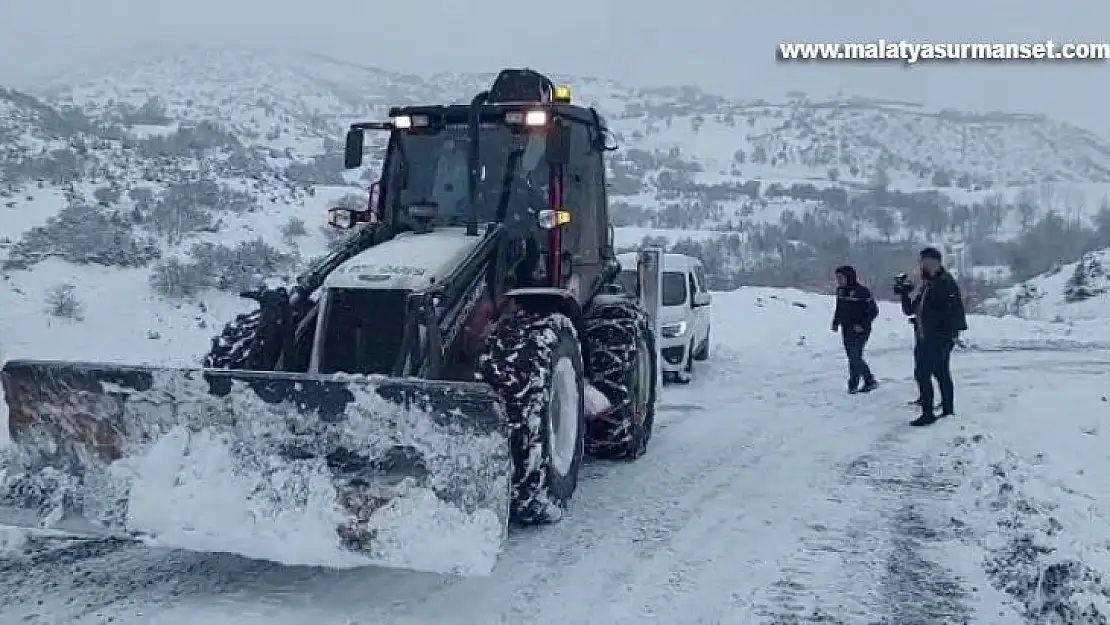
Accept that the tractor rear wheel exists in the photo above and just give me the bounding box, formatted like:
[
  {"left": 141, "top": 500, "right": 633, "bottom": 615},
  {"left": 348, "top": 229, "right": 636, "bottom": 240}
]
[{"left": 583, "top": 297, "right": 657, "bottom": 460}]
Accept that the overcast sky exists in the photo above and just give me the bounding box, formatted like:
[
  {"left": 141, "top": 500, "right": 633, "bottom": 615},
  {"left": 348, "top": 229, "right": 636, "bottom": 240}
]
[{"left": 2, "top": 0, "right": 1108, "bottom": 136}]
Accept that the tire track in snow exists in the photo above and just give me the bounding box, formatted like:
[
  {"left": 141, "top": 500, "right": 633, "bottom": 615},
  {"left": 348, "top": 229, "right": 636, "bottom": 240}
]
[
  {"left": 752, "top": 348, "right": 1110, "bottom": 624},
  {"left": 508, "top": 360, "right": 921, "bottom": 624},
  {"left": 751, "top": 416, "right": 975, "bottom": 624}
]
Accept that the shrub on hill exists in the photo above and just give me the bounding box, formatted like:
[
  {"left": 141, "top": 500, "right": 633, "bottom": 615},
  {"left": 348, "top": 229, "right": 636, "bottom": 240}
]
[
  {"left": 44, "top": 283, "right": 85, "bottom": 321},
  {"left": 4, "top": 198, "right": 160, "bottom": 270},
  {"left": 149, "top": 238, "right": 296, "bottom": 298}
]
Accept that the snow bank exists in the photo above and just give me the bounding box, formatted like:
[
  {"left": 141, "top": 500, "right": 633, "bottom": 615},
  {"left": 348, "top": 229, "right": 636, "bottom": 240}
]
[
  {"left": 705, "top": 286, "right": 1110, "bottom": 361},
  {"left": 985, "top": 248, "right": 1110, "bottom": 322},
  {"left": 942, "top": 370, "right": 1110, "bottom": 620}
]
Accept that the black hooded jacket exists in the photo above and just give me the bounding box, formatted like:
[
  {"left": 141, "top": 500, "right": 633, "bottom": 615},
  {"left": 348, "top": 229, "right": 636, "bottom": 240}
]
[{"left": 832, "top": 265, "right": 879, "bottom": 331}]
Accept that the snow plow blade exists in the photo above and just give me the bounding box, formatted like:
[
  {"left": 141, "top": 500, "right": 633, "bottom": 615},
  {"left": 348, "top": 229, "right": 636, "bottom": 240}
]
[{"left": 0, "top": 359, "right": 510, "bottom": 576}]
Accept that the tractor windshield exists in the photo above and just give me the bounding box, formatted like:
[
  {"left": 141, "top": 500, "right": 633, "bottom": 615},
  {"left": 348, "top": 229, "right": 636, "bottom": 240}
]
[{"left": 384, "top": 124, "right": 549, "bottom": 229}]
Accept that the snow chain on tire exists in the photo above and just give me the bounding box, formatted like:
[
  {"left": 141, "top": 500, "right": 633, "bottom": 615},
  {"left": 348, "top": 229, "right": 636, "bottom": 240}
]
[
  {"left": 477, "top": 310, "right": 585, "bottom": 525},
  {"left": 583, "top": 297, "right": 657, "bottom": 460}
]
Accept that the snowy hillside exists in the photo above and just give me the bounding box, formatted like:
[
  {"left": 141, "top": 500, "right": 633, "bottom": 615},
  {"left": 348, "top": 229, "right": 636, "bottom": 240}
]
[
  {"left": 3, "top": 285, "right": 1110, "bottom": 623},
  {"left": 35, "top": 49, "right": 1110, "bottom": 189},
  {"left": 984, "top": 247, "right": 1110, "bottom": 321},
  {"left": 4, "top": 46, "right": 1110, "bottom": 320}
]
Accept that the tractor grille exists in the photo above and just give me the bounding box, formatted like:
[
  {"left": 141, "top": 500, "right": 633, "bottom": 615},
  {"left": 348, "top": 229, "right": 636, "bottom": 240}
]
[{"left": 318, "top": 288, "right": 410, "bottom": 375}]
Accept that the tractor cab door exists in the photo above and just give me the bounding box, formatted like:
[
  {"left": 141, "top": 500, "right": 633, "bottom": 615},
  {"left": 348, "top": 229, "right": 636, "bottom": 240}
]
[{"left": 561, "top": 120, "right": 607, "bottom": 301}]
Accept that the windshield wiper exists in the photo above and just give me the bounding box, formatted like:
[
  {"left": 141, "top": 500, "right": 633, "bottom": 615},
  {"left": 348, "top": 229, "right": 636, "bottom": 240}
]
[{"left": 495, "top": 149, "right": 524, "bottom": 224}]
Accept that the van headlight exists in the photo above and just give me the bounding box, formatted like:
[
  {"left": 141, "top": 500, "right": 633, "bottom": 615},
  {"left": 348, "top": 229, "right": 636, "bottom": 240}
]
[{"left": 661, "top": 321, "right": 687, "bottom": 338}]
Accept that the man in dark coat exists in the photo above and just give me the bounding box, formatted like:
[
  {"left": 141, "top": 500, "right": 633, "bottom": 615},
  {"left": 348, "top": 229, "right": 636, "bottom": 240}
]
[
  {"left": 902, "top": 247, "right": 968, "bottom": 426},
  {"left": 831, "top": 265, "right": 879, "bottom": 393}
]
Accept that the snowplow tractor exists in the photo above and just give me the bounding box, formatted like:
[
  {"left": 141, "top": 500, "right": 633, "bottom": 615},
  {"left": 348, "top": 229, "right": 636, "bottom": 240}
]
[{"left": 0, "top": 68, "right": 659, "bottom": 576}]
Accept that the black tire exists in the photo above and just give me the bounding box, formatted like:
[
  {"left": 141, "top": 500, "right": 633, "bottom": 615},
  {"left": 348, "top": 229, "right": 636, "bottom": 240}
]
[
  {"left": 672, "top": 348, "right": 693, "bottom": 385},
  {"left": 694, "top": 330, "right": 710, "bottom": 361},
  {"left": 583, "top": 297, "right": 657, "bottom": 460},
  {"left": 202, "top": 310, "right": 262, "bottom": 369},
  {"left": 477, "top": 310, "right": 585, "bottom": 524}
]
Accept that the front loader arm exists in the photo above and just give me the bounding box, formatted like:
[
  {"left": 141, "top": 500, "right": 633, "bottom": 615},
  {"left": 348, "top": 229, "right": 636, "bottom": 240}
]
[
  {"left": 234, "top": 222, "right": 394, "bottom": 372},
  {"left": 393, "top": 224, "right": 510, "bottom": 380}
]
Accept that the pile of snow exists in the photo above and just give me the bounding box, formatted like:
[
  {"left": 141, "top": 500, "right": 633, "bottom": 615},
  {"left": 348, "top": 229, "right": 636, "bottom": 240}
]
[
  {"left": 940, "top": 364, "right": 1110, "bottom": 620},
  {"left": 123, "top": 424, "right": 503, "bottom": 576},
  {"left": 707, "top": 286, "right": 1110, "bottom": 360},
  {"left": 984, "top": 248, "right": 1110, "bottom": 321}
]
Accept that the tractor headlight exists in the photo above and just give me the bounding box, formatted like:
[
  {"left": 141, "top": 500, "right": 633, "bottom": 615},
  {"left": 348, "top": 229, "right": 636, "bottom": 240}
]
[
  {"left": 390, "top": 114, "right": 429, "bottom": 129},
  {"left": 505, "top": 110, "right": 547, "bottom": 126},
  {"left": 661, "top": 321, "right": 687, "bottom": 338}
]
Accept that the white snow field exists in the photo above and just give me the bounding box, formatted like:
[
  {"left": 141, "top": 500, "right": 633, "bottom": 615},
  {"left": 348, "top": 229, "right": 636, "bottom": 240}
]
[{"left": 2, "top": 287, "right": 1110, "bottom": 624}]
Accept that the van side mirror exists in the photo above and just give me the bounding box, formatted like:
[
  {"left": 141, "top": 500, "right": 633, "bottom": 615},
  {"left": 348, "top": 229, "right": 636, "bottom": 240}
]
[
  {"left": 692, "top": 291, "right": 711, "bottom": 307},
  {"left": 344, "top": 129, "right": 364, "bottom": 169}
]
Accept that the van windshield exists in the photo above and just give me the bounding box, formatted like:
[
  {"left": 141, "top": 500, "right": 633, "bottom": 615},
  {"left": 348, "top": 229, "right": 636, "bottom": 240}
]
[{"left": 662, "top": 271, "right": 687, "bottom": 306}]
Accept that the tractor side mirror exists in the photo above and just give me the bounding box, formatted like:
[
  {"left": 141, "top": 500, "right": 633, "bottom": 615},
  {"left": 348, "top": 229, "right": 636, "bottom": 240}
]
[
  {"left": 344, "top": 129, "right": 364, "bottom": 169},
  {"left": 327, "top": 206, "right": 358, "bottom": 229},
  {"left": 545, "top": 121, "right": 571, "bottom": 165}
]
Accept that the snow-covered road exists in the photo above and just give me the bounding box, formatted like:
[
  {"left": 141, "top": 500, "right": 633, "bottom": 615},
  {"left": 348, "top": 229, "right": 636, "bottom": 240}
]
[{"left": 3, "top": 289, "right": 1109, "bottom": 624}]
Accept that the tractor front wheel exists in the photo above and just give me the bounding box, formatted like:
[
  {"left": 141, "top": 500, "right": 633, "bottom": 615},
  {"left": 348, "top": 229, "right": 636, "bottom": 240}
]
[{"left": 478, "top": 310, "right": 585, "bottom": 524}]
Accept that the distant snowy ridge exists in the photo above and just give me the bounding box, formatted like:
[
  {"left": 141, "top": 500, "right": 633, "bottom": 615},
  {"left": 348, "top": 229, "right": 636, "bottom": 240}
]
[
  {"left": 6, "top": 46, "right": 1110, "bottom": 311},
  {"left": 26, "top": 47, "right": 1110, "bottom": 190}
]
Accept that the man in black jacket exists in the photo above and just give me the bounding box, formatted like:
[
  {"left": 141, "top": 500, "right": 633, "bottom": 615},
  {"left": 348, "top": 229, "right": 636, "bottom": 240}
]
[
  {"left": 831, "top": 265, "right": 879, "bottom": 393},
  {"left": 901, "top": 247, "right": 968, "bottom": 426}
]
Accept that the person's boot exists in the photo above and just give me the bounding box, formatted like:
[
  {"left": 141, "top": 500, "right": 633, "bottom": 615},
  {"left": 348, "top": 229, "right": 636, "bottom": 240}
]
[
  {"left": 858, "top": 379, "right": 878, "bottom": 393},
  {"left": 847, "top": 377, "right": 860, "bottom": 394},
  {"left": 909, "top": 412, "right": 938, "bottom": 427},
  {"left": 938, "top": 404, "right": 955, "bottom": 418}
]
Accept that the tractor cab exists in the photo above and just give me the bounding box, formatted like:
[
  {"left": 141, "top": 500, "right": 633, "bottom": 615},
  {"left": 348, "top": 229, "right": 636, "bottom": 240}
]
[{"left": 336, "top": 69, "right": 617, "bottom": 292}]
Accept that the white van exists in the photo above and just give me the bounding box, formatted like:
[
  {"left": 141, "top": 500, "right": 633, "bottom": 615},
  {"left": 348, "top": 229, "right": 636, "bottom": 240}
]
[{"left": 617, "top": 252, "right": 712, "bottom": 383}]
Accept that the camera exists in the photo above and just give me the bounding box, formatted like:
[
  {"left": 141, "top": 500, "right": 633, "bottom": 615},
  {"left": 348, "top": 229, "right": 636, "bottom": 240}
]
[{"left": 892, "top": 272, "right": 914, "bottom": 296}]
